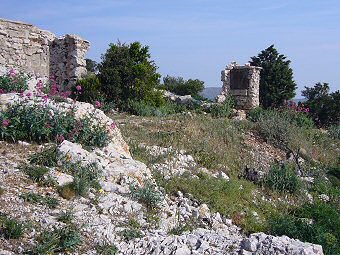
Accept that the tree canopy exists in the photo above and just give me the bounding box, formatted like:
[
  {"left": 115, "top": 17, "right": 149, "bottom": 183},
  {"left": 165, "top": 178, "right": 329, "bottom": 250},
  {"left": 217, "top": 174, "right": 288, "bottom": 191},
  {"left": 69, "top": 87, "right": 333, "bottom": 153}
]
[{"left": 250, "top": 45, "right": 297, "bottom": 108}]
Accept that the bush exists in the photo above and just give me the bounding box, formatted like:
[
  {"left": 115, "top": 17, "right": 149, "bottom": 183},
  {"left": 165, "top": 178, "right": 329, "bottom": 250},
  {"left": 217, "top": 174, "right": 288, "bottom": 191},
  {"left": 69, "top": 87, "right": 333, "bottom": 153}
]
[
  {"left": 0, "top": 70, "right": 28, "bottom": 93},
  {"left": 0, "top": 103, "right": 108, "bottom": 148},
  {"left": 119, "top": 228, "right": 143, "bottom": 241},
  {"left": 29, "top": 145, "right": 58, "bottom": 167},
  {"left": 247, "top": 107, "right": 265, "bottom": 122},
  {"left": 130, "top": 181, "right": 163, "bottom": 209},
  {"left": 126, "top": 100, "right": 186, "bottom": 117},
  {"left": 72, "top": 73, "right": 103, "bottom": 103},
  {"left": 263, "top": 165, "right": 301, "bottom": 194},
  {"left": 210, "top": 97, "right": 234, "bottom": 118},
  {"left": 99, "top": 41, "right": 163, "bottom": 108},
  {"left": 269, "top": 203, "right": 340, "bottom": 255},
  {"left": 161, "top": 75, "right": 205, "bottom": 97},
  {"left": 0, "top": 214, "right": 24, "bottom": 239},
  {"left": 28, "top": 227, "right": 82, "bottom": 254}
]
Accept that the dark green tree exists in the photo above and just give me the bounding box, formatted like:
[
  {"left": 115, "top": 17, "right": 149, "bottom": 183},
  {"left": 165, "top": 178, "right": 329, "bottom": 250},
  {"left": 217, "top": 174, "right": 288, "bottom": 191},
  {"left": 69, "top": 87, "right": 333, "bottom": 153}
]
[
  {"left": 161, "top": 75, "right": 205, "bottom": 98},
  {"left": 250, "top": 45, "right": 297, "bottom": 108},
  {"left": 302, "top": 82, "right": 340, "bottom": 126},
  {"left": 98, "top": 41, "right": 162, "bottom": 108},
  {"left": 85, "top": 58, "right": 98, "bottom": 73}
]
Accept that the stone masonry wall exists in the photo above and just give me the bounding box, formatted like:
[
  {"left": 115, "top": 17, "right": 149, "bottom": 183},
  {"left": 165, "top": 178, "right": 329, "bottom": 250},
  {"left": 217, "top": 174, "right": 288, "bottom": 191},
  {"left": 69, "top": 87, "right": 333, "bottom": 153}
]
[
  {"left": 217, "top": 62, "right": 261, "bottom": 110},
  {"left": 0, "top": 18, "right": 89, "bottom": 85}
]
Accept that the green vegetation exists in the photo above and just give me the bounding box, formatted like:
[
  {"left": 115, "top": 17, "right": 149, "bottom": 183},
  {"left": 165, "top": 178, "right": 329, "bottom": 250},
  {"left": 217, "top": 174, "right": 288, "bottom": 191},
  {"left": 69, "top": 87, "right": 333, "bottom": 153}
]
[
  {"left": 302, "top": 82, "right": 340, "bottom": 126},
  {"left": 262, "top": 164, "right": 301, "bottom": 194},
  {"left": 22, "top": 165, "right": 49, "bottom": 182},
  {"left": 0, "top": 214, "right": 24, "bottom": 239},
  {"left": 130, "top": 181, "right": 163, "bottom": 209},
  {"left": 28, "top": 227, "right": 82, "bottom": 254},
  {"left": 119, "top": 228, "right": 144, "bottom": 241},
  {"left": 59, "top": 161, "right": 102, "bottom": 198},
  {"left": 95, "top": 243, "right": 119, "bottom": 255},
  {"left": 160, "top": 75, "right": 205, "bottom": 98},
  {"left": 210, "top": 96, "right": 234, "bottom": 118},
  {"left": 0, "top": 70, "right": 28, "bottom": 93},
  {"left": 29, "top": 145, "right": 59, "bottom": 167},
  {"left": 99, "top": 41, "right": 163, "bottom": 109},
  {"left": 20, "top": 192, "right": 59, "bottom": 208},
  {"left": 57, "top": 211, "right": 74, "bottom": 224},
  {"left": 0, "top": 103, "right": 108, "bottom": 148},
  {"left": 250, "top": 45, "right": 297, "bottom": 108}
]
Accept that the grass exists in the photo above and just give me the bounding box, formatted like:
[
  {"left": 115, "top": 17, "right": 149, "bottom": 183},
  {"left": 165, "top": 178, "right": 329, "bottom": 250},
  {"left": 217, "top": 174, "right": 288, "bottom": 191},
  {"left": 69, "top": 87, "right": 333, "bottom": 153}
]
[
  {"left": 57, "top": 210, "right": 74, "bottom": 224},
  {"left": 22, "top": 165, "right": 49, "bottom": 182},
  {"left": 119, "top": 228, "right": 144, "bottom": 241},
  {"left": 0, "top": 214, "right": 24, "bottom": 239},
  {"left": 20, "top": 192, "right": 59, "bottom": 208}
]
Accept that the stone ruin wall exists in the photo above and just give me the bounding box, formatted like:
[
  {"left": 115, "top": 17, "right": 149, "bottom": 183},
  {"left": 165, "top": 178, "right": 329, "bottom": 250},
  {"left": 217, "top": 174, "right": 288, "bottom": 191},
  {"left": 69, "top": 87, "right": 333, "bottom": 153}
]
[
  {"left": 217, "top": 62, "right": 261, "bottom": 110},
  {"left": 0, "top": 18, "right": 89, "bottom": 86}
]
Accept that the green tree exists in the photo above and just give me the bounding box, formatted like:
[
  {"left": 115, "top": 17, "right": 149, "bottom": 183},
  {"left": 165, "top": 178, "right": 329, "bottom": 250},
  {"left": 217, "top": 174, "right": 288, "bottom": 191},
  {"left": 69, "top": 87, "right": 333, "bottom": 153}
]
[
  {"left": 98, "top": 41, "right": 162, "bottom": 108},
  {"left": 302, "top": 82, "right": 340, "bottom": 126},
  {"left": 250, "top": 45, "right": 297, "bottom": 108},
  {"left": 161, "top": 75, "right": 205, "bottom": 98},
  {"left": 85, "top": 58, "right": 98, "bottom": 73}
]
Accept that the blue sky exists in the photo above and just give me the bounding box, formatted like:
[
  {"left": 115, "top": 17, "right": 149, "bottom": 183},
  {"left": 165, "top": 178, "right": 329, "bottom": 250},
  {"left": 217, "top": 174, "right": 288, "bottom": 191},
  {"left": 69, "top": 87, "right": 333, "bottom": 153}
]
[{"left": 1, "top": 0, "right": 339, "bottom": 96}]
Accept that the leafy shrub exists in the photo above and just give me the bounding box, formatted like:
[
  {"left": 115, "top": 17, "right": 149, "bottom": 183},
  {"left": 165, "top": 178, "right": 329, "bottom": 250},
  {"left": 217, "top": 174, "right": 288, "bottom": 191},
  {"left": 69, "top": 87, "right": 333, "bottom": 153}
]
[
  {"left": 0, "top": 103, "right": 108, "bottom": 148},
  {"left": 302, "top": 82, "right": 340, "bottom": 126},
  {"left": 263, "top": 165, "right": 301, "bottom": 194},
  {"left": 247, "top": 107, "right": 265, "bottom": 122},
  {"left": 29, "top": 227, "right": 82, "bottom": 254},
  {"left": 210, "top": 97, "right": 234, "bottom": 118},
  {"left": 96, "top": 243, "right": 119, "bottom": 255},
  {"left": 0, "top": 70, "right": 28, "bottom": 93},
  {"left": 99, "top": 41, "right": 163, "bottom": 108},
  {"left": 130, "top": 181, "right": 163, "bottom": 209},
  {"left": 160, "top": 75, "right": 205, "bottom": 97},
  {"left": 20, "top": 192, "right": 59, "bottom": 208},
  {"left": 0, "top": 214, "right": 24, "bottom": 239},
  {"left": 29, "top": 145, "right": 58, "bottom": 167},
  {"left": 72, "top": 74, "right": 103, "bottom": 103},
  {"left": 328, "top": 124, "right": 340, "bottom": 139},
  {"left": 22, "top": 165, "right": 49, "bottom": 182},
  {"left": 269, "top": 203, "right": 340, "bottom": 255}
]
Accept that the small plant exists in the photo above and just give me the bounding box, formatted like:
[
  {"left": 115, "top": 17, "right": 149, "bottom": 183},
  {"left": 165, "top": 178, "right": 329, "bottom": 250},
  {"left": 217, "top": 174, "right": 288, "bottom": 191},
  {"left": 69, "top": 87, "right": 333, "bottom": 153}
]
[
  {"left": 95, "top": 243, "right": 119, "bottom": 255},
  {"left": 130, "top": 181, "right": 163, "bottom": 209},
  {"left": 119, "top": 228, "right": 143, "bottom": 241},
  {"left": 262, "top": 164, "right": 301, "bottom": 194},
  {"left": 29, "top": 227, "right": 82, "bottom": 254},
  {"left": 0, "top": 186, "right": 5, "bottom": 196},
  {"left": 57, "top": 210, "right": 74, "bottom": 224},
  {"left": 0, "top": 214, "right": 24, "bottom": 239},
  {"left": 29, "top": 145, "right": 58, "bottom": 167},
  {"left": 59, "top": 161, "right": 102, "bottom": 198},
  {"left": 22, "top": 165, "right": 49, "bottom": 182},
  {"left": 20, "top": 192, "right": 59, "bottom": 208}
]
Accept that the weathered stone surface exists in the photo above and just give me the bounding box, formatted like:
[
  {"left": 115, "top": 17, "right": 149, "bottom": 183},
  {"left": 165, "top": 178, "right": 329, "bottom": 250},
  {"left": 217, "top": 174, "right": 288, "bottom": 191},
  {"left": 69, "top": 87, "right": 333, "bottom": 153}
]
[
  {"left": 0, "top": 18, "right": 89, "bottom": 86},
  {"left": 217, "top": 61, "right": 261, "bottom": 110}
]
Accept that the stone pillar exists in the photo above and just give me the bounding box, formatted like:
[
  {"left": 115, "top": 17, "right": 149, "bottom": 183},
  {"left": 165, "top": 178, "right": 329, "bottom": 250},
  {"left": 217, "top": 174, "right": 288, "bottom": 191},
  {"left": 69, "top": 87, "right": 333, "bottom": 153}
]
[
  {"left": 49, "top": 34, "right": 90, "bottom": 86},
  {"left": 216, "top": 62, "right": 261, "bottom": 110}
]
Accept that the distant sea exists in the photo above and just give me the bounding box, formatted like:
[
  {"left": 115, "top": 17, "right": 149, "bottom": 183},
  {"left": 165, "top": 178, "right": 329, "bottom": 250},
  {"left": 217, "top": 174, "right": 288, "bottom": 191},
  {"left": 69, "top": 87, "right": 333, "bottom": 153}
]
[{"left": 201, "top": 87, "right": 306, "bottom": 103}]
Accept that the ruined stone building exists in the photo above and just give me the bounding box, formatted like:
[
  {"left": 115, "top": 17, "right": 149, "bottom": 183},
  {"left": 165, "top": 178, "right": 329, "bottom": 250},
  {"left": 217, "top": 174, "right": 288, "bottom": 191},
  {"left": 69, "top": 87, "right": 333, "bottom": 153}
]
[
  {"left": 217, "top": 62, "right": 261, "bottom": 110},
  {"left": 0, "top": 18, "right": 89, "bottom": 86}
]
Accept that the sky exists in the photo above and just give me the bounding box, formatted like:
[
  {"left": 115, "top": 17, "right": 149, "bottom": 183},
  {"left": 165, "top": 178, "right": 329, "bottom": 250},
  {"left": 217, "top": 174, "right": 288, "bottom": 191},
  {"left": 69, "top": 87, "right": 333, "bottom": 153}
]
[{"left": 1, "top": 0, "right": 339, "bottom": 97}]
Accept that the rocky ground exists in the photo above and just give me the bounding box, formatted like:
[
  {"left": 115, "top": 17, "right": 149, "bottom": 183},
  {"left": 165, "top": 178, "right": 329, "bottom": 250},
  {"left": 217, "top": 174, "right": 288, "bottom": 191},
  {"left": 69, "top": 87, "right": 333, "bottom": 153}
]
[{"left": 0, "top": 93, "right": 324, "bottom": 255}]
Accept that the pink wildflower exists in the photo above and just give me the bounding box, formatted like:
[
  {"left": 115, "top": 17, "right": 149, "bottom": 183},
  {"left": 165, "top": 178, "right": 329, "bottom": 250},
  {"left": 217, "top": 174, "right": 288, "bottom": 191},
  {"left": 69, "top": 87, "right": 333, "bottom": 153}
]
[
  {"left": 111, "top": 122, "right": 116, "bottom": 129},
  {"left": 26, "top": 92, "right": 32, "bottom": 97},
  {"left": 2, "top": 119, "right": 10, "bottom": 127},
  {"left": 95, "top": 101, "right": 101, "bottom": 108},
  {"left": 76, "top": 85, "right": 82, "bottom": 91},
  {"left": 56, "top": 134, "right": 65, "bottom": 143},
  {"left": 0, "top": 89, "right": 4, "bottom": 94},
  {"left": 9, "top": 68, "right": 16, "bottom": 78}
]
